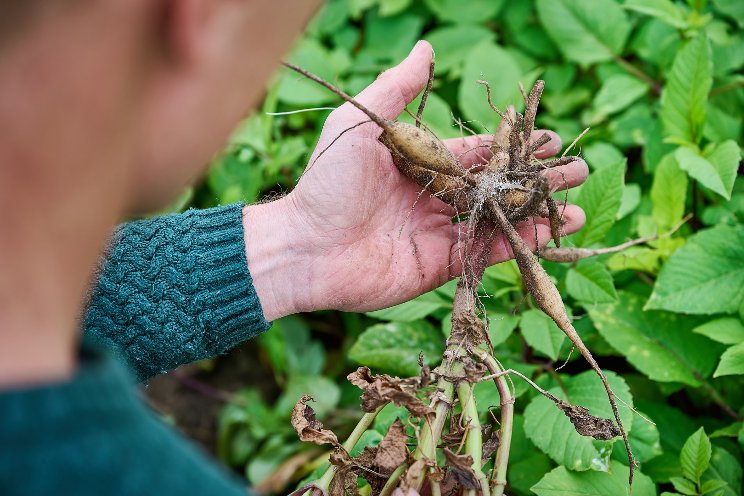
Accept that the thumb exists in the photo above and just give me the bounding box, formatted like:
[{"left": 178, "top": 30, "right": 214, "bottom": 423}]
[{"left": 331, "top": 40, "right": 433, "bottom": 132}]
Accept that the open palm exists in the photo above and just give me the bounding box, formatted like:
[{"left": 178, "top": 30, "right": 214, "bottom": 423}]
[{"left": 284, "top": 41, "right": 588, "bottom": 313}]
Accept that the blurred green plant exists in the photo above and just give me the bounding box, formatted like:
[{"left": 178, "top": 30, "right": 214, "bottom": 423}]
[{"left": 198, "top": 0, "right": 744, "bottom": 494}]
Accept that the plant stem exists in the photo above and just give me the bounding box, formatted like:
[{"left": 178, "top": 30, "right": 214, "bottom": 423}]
[
  {"left": 379, "top": 464, "right": 408, "bottom": 496},
  {"left": 613, "top": 56, "right": 661, "bottom": 94},
  {"left": 710, "top": 80, "right": 744, "bottom": 98},
  {"left": 457, "top": 382, "right": 491, "bottom": 496},
  {"left": 410, "top": 360, "right": 459, "bottom": 493},
  {"left": 316, "top": 407, "right": 383, "bottom": 492},
  {"left": 475, "top": 351, "right": 514, "bottom": 496}
]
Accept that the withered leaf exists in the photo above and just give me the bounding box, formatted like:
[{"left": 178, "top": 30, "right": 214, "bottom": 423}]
[
  {"left": 461, "top": 357, "right": 487, "bottom": 383},
  {"left": 347, "top": 367, "right": 434, "bottom": 418},
  {"left": 329, "top": 465, "right": 358, "bottom": 496},
  {"left": 291, "top": 395, "right": 339, "bottom": 446},
  {"left": 375, "top": 418, "right": 409, "bottom": 473},
  {"left": 557, "top": 400, "right": 621, "bottom": 440},
  {"left": 482, "top": 429, "right": 500, "bottom": 461},
  {"left": 418, "top": 352, "right": 431, "bottom": 389},
  {"left": 443, "top": 448, "right": 479, "bottom": 490},
  {"left": 329, "top": 447, "right": 351, "bottom": 467}
]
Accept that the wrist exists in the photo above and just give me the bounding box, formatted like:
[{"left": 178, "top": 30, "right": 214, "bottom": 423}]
[{"left": 242, "top": 197, "right": 316, "bottom": 321}]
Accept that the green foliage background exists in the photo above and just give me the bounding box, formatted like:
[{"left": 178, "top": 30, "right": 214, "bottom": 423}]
[{"left": 191, "top": 1, "right": 744, "bottom": 494}]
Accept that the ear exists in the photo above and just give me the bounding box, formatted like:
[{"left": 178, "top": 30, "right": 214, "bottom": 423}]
[{"left": 159, "top": 0, "right": 215, "bottom": 67}]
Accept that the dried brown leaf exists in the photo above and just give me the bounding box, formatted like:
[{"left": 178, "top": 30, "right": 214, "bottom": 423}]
[
  {"left": 291, "top": 395, "right": 339, "bottom": 446},
  {"left": 557, "top": 400, "right": 621, "bottom": 440},
  {"left": 442, "top": 448, "right": 479, "bottom": 490},
  {"left": 347, "top": 367, "right": 434, "bottom": 418},
  {"left": 482, "top": 429, "right": 500, "bottom": 462},
  {"left": 375, "top": 419, "right": 409, "bottom": 473}
]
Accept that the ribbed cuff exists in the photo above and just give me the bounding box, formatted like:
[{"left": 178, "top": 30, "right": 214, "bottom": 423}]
[{"left": 187, "top": 203, "right": 272, "bottom": 354}]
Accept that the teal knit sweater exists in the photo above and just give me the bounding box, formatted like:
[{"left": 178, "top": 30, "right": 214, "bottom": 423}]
[{"left": 0, "top": 203, "right": 270, "bottom": 495}]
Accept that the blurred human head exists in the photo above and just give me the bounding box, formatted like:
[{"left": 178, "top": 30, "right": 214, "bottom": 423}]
[{"left": 0, "top": 0, "right": 320, "bottom": 214}]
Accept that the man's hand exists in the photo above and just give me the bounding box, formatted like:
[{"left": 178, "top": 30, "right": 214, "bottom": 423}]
[{"left": 244, "top": 41, "right": 588, "bottom": 321}]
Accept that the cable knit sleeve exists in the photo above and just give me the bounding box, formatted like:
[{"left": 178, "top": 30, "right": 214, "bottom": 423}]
[{"left": 83, "top": 203, "right": 271, "bottom": 382}]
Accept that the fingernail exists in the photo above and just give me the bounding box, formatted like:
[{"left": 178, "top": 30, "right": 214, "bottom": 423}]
[{"left": 409, "top": 40, "right": 427, "bottom": 56}]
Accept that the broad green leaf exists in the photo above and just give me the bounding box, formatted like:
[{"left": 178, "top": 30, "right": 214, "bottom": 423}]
[
  {"left": 593, "top": 74, "right": 649, "bottom": 116},
  {"left": 278, "top": 39, "right": 340, "bottom": 106},
  {"left": 400, "top": 91, "right": 458, "bottom": 139},
  {"left": 247, "top": 435, "right": 300, "bottom": 485},
  {"left": 700, "top": 479, "right": 730, "bottom": 495},
  {"left": 651, "top": 153, "right": 689, "bottom": 230},
  {"left": 583, "top": 141, "right": 624, "bottom": 170},
  {"left": 360, "top": 13, "right": 424, "bottom": 63},
  {"left": 680, "top": 427, "right": 711, "bottom": 484},
  {"left": 644, "top": 452, "right": 683, "bottom": 483},
  {"left": 704, "top": 446, "right": 742, "bottom": 496},
  {"left": 372, "top": 403, "right": 408, "bottom": 435},
  {"left": 524, "top": 371, "right": 633, "bottom": 472},
  {"left": 618, "top": 183, "right": 641, "bottom": 219},
  {"left": 624, "top": 0, "right": 689, "bottom": 29},
  {"left": 693, "top": 318, "right": 744, "bottom": 344},
  {"left": 378, "top": 0, "right": 412, "bottom": 16},
  {"left": 567, "top": 260, "right": 618, "bottom": 304},
  {"left": 536, "top": 0, "right": 631, "bottom": 64},
  {"left": 531, "top": 463, "right": 655, "bottom": 496},
  {"left": 508, "top": 453, "right": 553, "bottom": 495},
  {"left": 705, "top": 104, "right": 743, "bottom": 143},
  {"left": 543, "top": 64, "right": 577, "bottom": 93},
  {"left": 703, "top": 140, "right": 742, "bottom": 199},
  {"left": 613, "top": 410, "right": 662, "bottom": 464},
  {"left": 572, "top": 159, "right": 625, "bottom": 246},
  {"left": 670, "top": 476, "right": 698, "bottom": 495},
  {"left": 675, "top": 146, "right": 735, "bottom": 200},
  {"left": 543, "top": 86, "right": 593, "bottom": 117},
  {"left": 631, "top": 18, "right": 681, "bottom": 68},
  {"left": 275, "top": 375, "right": 340, "bottom": 417},
  {"left": 424, "top": 0, "right": 505, "bottom": 24},
  {"left": 366, "top": 290, "right": 450, "bottom": 322},
  {"left": 710, "top": 422, "right": 743, "bottom": 438},
  {"left": 424, "top": 25, "right": 495, "bottom": 76},
  {"left": 714, "top": 342, "right": 744, "bottom": 377},
  {"left": 261, "top": 316, "right": 325, "bottom": 376},
  {"left": 348, "top": 321, "right": 444, "bottom": 376},
  {"left": 590, "top": 292, "right": 720, "bottom": 386},
  {"left": 349, "top": 430, "right": 382, "bottom": 456},
  {"left": 520, "top": 309, "right": 566, "bottom": 360},
  {"left": 308, "top": 0, "right": 350, "bottom": 36},
  {"left": 636, "top": 401, "right": 698, "bottom": 453},
  {"left": 459, "top": 42, "right": 523, "bottom": 132},
  {"left": 713, "top": 0, "right": 744, "bottom": 27},
  {"left": 647, "top": 224, "right": 744, "bottom": 314},
  {"left": 607, "top": 246, "right": 663, "bottom": 274},
  {"left": 487, "top": 313, "right": 521, "bottom": 347},
  {"left": 660, "top": 35, "right": 712, "bottom": 145},
  {"left": 644, "top": 119, "right": 676, "bottom": 172}
]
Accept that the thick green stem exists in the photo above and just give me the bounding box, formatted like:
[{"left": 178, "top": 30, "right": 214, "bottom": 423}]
[
  {"left": 457, "top": 382, "right": 490, "bottom": 496},
  {"left": 410, "top": 359, "right": 459, "bottom": 492},
  {"left": 475, "top": 351, "right": 514, "bottom": 496},
  {"left": 316, "top": 407, "right": 383, "bottom": 492},
  {"left": 379, "top": 463, "right": 408, "bottom": 496}
]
